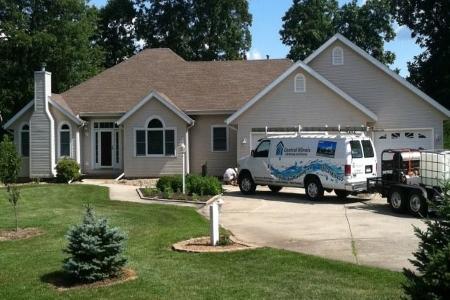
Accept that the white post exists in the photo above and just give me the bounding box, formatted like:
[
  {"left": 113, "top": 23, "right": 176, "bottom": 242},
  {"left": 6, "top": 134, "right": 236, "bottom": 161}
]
[
  {"left": 210, "top": 203, "right": 219, "bottom": 246},
  {"left": 180, "top": 142, "right": 186, "bottom": 194},
  {"left": 182, "top": 152, "right": 186, "bottom": 194}
]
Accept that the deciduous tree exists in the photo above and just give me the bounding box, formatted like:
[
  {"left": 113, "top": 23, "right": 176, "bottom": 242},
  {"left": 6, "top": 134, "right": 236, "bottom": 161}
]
[
  {"left": 136, "top": 0, "right": 252, "bottom": 61},
  {"left": 97, "top": 0, "right": 138, "bottom": 68},
  {"left": 280, "top": 0, "right": 396, "bottom": 65},
  {"left": 393, "top": 0, "right": 450, "bottom": 109},
  {"left": 0, "top": 0, "right": 104, "bottom": 123}
]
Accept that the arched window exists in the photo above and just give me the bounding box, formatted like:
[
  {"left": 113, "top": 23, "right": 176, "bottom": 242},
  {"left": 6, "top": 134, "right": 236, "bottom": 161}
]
[
  {"left": 20, "top": 123, "right": 30, "bottom": 157},
  {"left": 135, "top": 117, "right": 175, "bottom": 156},
  {"left": 332, "top": 46, "right": 344, "bottom": 65},
  {"left": 294, "top": 73, "right": 306, "bottom": 93},
  {"left": 59, "top": 123, "right": 71, "bottom": 157}
]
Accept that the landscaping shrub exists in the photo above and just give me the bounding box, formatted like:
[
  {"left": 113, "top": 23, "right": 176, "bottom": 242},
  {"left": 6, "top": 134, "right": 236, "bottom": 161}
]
[
  {"left": 156, "top": 176, "right": 173, "bottom": 191},
  {"left": 0, "top": 134, "right": 21, "bottom": 188},
  {"left": 63, "top": 205, "right": 128, "bottom": 283},
  {"left": 403, "top": 182, "right": 450, "bottom": 299},
  {"left": 156, "top": 174, "right": 222, "bottom": 196},
  {"left": 55, "top": 157, "right": 81, "bottom": 183}
]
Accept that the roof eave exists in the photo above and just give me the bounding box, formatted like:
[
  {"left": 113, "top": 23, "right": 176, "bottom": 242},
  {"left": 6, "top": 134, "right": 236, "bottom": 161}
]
[
  {"left": 226, "top": 61, "right": 377, "bottom": 124},
  {"left": 305, "top": 33, "right": 450, "bottom": 119},
  {"left": 3, "top": 100, "right": 34, "bottom": 129},
  {"left": 116, "top": 91, "right": 194, "bottom": 125},
  {"left": 48, "top": 98, "right": 83, "bottom": 125}
]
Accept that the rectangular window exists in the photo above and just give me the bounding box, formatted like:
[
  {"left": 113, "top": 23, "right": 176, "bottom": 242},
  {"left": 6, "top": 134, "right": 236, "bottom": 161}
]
[
  {"left": 136, "top": 130, "right": 146, "bottom": 156},
  {"left": 60, "top": 131, "right": 71, "bottom": 157},
  {"left": 165, "top": 130, "right": 175, "bottom": 156},
  {"left": 350, "top": 141, "right": 363, "bottom": 158},
  {"left": 212, "top": 127, "right": 227, "bottom": 151},
  {"left": 147, "top": 130, "right": 163, "bottom": 154},
  {"left": 21, "top": 132, "right": 29, "bottom": 157},
  {"left": 361, "top": 140, "right": 375, "bottom": 158}
]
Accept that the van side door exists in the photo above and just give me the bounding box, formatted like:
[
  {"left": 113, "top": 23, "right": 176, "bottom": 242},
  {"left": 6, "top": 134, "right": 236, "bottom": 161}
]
[{"left": 251, "top": 140, "right": 274, "bottom": 184}]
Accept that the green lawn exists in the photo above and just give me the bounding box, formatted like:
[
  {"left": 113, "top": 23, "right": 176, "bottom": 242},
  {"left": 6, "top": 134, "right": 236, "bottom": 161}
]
[{"left": 0, "top": 184, "right": 405, "bottom": 299}]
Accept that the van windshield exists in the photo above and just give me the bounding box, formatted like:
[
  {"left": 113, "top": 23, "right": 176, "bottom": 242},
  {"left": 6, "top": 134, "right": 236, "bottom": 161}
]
[
  {"left": 350, "top": 141, "right": 363, "bottom": 158},
  {"left": 361, "top": 140, "right": 375, "bottom": 158}
]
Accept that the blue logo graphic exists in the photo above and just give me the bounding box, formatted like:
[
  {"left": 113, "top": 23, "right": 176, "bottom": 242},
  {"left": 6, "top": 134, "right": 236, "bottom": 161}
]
[{"left": 269, "top": 159, "right": 344, "bottom": 182}]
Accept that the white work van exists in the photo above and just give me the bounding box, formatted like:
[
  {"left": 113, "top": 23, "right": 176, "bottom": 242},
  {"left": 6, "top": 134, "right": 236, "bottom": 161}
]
[{"left": 237, "top": 133, "right": 377, "bottom": 200}]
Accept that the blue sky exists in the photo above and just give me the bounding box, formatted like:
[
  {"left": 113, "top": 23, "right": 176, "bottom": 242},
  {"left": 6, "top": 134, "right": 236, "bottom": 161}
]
[{"left": 91, "top": 0, "right": 421, "bottom": 77}]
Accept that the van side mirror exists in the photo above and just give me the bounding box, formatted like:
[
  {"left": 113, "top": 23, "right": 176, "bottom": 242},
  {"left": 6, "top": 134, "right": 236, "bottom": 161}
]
[{"left": 251, "top": 150, "right": 255, "bottom": 157}]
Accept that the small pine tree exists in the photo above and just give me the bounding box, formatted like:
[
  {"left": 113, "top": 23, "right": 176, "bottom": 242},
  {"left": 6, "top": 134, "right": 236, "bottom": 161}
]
[
  {"left": 63, "top": 205, "right": 128, "bottom": 283},
  {"left": 402, "top": 184, "right": 450, "bottom": 299}
]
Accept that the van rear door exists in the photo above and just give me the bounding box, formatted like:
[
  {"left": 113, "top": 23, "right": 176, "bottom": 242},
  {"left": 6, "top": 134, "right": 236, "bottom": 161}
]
[{"left": 349, "top": 139, "right": 377, "bottom": 179}]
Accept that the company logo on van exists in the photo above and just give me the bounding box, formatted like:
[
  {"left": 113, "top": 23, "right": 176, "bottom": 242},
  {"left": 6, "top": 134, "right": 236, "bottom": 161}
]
[{"left": 276, "top": 141, "right": 310, "bottom": 160}]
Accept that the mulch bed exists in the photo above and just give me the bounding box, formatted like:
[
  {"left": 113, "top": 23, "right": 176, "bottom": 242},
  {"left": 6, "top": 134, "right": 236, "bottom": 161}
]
[{"left": 0, "top": 228, "right": 42, "bottom": 241}]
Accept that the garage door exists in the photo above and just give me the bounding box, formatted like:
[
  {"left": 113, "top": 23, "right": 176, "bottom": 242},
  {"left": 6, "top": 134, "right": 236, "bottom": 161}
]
[{"left": 373, "top": 129, "right": 433, "bottom": 163}]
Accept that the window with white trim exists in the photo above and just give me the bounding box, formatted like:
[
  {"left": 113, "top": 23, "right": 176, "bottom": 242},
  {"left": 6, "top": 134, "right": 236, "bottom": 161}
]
[
  {"left": 59, "top": 123, "right": 71, "bottom": 157},
  {"left": 212, "top": 126, "right": 228, "bottom": 152},
  {"left": 294, "top": 73, "right": 306, "bottom": 93},
  {"left": 20, "top": 123, "right": 30, "bottom": 157},
  {"left": 332, "top": 46, "right": 344, "bottom": 65},
  {"left": 135, "top": 117, "right": 175, "bottom": 156}
]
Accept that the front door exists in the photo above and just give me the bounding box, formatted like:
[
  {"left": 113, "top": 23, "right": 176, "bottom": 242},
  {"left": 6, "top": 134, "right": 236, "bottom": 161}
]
[{"left": 100, "top": 131, "right": 112, "bottom": 167}]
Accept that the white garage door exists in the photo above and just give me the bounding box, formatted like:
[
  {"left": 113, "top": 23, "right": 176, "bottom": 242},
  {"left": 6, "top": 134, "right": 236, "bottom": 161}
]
[{"left": 373, "top": 129, "right": 433, "bottom": 163}]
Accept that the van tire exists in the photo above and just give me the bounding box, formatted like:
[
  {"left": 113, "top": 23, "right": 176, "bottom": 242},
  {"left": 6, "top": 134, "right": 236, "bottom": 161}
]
[
  {"left": 305, "top": 178, "right": 324, "bottom": 200},
  {"left": 408, "top": 190, "right": 427, "bottom": 217},
  {"left": 268, "top": 185, "right": 282, "bottom": 193},
  {"left": 388, "top": 187, "right": 406, "bottom": 214},
  {"left": 239, "top": 173, "right": 256, "bottom": 195},
  {"left": 335, "top": 190, "right": 350, "bottom": 198}
]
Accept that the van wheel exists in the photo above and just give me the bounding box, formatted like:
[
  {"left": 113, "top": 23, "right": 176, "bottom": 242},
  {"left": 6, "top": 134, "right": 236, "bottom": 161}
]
[
  {"left": 335, "top": 190, "right": 350, "bottom": 199},
  {"left": 408, "top": 191, "right": 428, "bottom": 217},
  {"left": 388, "top": 187, "right": 406, "bottom": 214},
  {"left": 268, "top": 185, "right": 282, "bottom": 193},
  {"left": 239, "top": 173, "right": 256, "bottom": 195},
  {"left": 305, "top": 178, "right": 324, "bottom": 200}
]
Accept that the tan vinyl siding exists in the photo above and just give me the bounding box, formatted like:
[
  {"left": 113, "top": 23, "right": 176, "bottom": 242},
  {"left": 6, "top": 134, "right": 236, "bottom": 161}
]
[
  {"left": 308, "top": 40, "right": 447, "bottom": 148},
  {"left": 29, "top": 71, "right": 54, "bottom": 178},
  {"left": 9, "top": 110, "right": 33, "bottom": 177},
  {"left": 122, "top": 99, "right": 186, "bottom": 177},
  {"left": 233, "top": 71, "right": 370, "bottom": 159},
  {"left": 189, "top": 115, "right": 237, "bottom": 177}
]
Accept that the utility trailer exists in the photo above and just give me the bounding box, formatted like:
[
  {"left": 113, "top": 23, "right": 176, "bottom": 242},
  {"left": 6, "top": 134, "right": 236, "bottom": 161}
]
[{"left": 367, "top": 149, "right": 447, "bottom": 217}]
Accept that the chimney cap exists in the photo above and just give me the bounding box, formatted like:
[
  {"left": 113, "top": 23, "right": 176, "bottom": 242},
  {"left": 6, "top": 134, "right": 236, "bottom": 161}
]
[{"left": 41, "top": 62, "right": 47, "bottom": 71}]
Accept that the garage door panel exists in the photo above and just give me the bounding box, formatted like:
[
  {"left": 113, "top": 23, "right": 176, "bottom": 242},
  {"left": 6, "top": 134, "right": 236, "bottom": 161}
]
[{"left": 374, "top": 129, "right": 432, "bottom": 163}]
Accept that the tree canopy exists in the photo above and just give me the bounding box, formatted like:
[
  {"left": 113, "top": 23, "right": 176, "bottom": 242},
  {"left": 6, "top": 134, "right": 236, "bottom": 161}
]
[
  {"left": 0, "top": 0, "right": 104, "bottom": 124},
  {"left": 136, "top": 0, "right": 252, "bottom": 61},
  {"left": 393, "top": 0, "right": 450, "bottom": 109},
  {"left": 280, "top": 0, "right": 396, "bottom": 65},
  {"left": 97, "top": 0, "right": 137, "bottom": 68}
]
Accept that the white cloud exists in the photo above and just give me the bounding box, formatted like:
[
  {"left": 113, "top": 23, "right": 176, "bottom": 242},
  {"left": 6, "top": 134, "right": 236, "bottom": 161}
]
[{"left": 246, "top": 49, "right": 262, "bottom": 60}]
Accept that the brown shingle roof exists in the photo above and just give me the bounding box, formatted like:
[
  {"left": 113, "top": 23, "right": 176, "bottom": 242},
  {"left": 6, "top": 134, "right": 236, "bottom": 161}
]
[{"left": 60, "top": 48, "right": 293, "bottom": 115}]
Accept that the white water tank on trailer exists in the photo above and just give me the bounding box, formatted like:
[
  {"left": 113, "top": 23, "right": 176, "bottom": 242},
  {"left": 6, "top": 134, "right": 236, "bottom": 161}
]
[{"left": 420, "top": 150, "right": 450, "bottom": 186}]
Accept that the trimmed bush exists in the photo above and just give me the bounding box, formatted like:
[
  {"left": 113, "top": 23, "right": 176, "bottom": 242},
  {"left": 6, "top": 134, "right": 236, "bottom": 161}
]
[
  {"left": 63, "top": 205, "right": 128, "bottom": 283},
  {"left": 156, "top": 174, "right": 222, "bottom": 196},
  {"left": 55, "top": 157, "right": 81, "bottom": 183}
]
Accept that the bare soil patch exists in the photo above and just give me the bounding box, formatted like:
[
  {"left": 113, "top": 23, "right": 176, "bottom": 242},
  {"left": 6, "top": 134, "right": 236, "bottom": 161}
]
[
  {"left": 172, "top": 236, "right": 258, "bottom": 253},
  {"left": 0, "top": 228, "right": 42, "bottom": 241}
]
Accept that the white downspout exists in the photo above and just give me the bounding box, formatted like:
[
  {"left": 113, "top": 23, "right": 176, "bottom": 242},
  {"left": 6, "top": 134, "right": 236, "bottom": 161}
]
[{"left": 186, "top": 121, "right": 195, "bottom": 173}]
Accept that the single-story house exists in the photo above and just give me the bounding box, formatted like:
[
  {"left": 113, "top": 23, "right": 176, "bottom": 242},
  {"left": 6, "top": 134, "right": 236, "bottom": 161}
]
[{"left": 4, "top": 34, "right": 450, "bottom": 179}]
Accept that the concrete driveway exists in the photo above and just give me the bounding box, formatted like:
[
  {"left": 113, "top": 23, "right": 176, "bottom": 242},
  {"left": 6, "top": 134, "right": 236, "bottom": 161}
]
[{"left": 201, "top": 185, "right": 427, "bottom": 272}]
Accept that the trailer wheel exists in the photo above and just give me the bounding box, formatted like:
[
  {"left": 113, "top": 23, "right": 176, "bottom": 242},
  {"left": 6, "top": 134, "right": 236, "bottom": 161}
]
[
  {"left": 268, "top": 185, "right": 282, "bottom": 193},
  {"left": 335, "top": 190, "right": 350, "bottom": 199},
  {"left": 239, "top": 173, "right": 256, "bottom": 195},
  {"left": 305, "top": 177, "right": 324, "bottom": 201},
  {"left": 408, "top": 191, "right": 428, "bottom": 217},
  {"left": 388, "top": 188, "right": 406, "bottom": 214}
]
